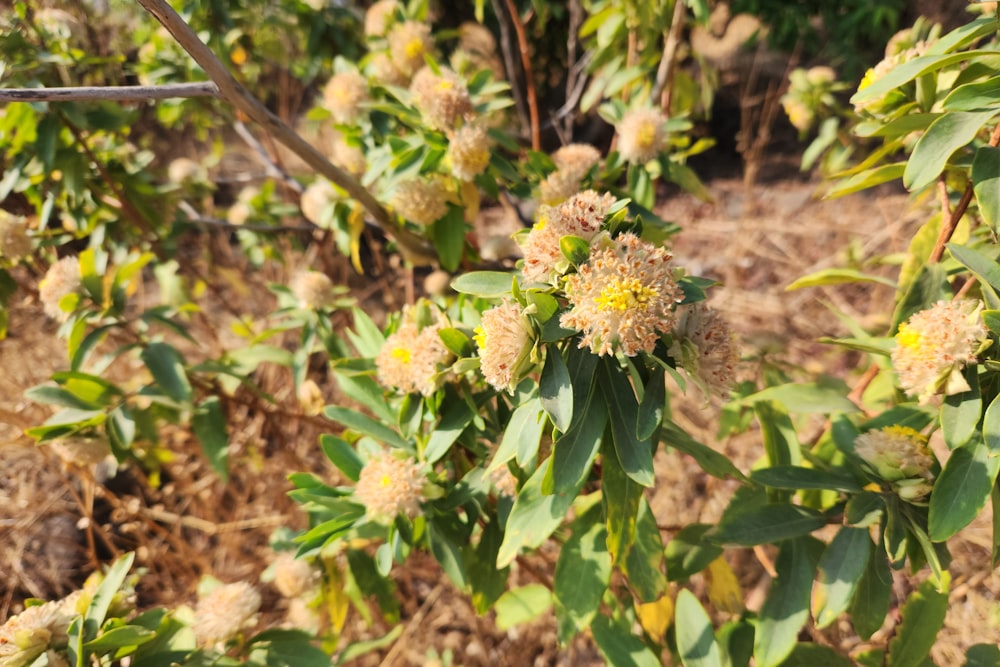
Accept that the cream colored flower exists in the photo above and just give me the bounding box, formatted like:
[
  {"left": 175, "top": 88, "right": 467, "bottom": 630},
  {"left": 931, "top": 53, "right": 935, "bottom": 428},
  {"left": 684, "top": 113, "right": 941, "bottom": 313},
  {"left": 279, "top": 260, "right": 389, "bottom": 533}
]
[
  {"left": 855, "top": 41, "right": 930, "bottom": 114},
  {"left": 271, "top": 552, "right": 319, "bottom": 598},
  {"left": 368, "top": 52, "right": 408, "bottom": 87},
  {"left": 322, "top": 70, "right": 369, "bottom": 125},
  {"left": 49, "top": 437, "right": 112, "bottom": 467},
  {"left": 474, "top": 298, "right": 533, "bottom": 392},
  {"left": 855, "top": 425, "right": 935, "bottom": 501},
  {"left": 552, "top": 143, "right": 601, "bottom": 180},
  {"left": 450, "top": 22, "right": 504, "bottom": 79},
  {"left": 891, "top": 299, "right": 987, "bottom": 404},
  {"left": 0, "top": 598, "right": 76, "bottom": 667},
  {"left": 354, "top": 452, "right": 425, "bottom": 522},
  {"left": 448, "top": 124, "right": 490, "bottom": 181},
  {"left": 193, "top": 582, "right": 261, "bottom": 647},
  {"left": 538, "top": 169, "right": 581, "bottom": 206},
  {"left": 410, "top": 66, "right": 473, "bottom": 132},
  {"left": 0, "top": 212, "right": 31, "bottom": 261},
  {"left": 300, "top": 179, "right": 339, "bottom": 227},
  {"left": 376, "top": 320, "right": 454, "bottom": 396},
  {"left": 391, "top": 177, "right": 450, "bottom": 226},
  {"left": 388, "top": 20, "right": 433, "bottom": 78},
  {"left": 227, "top": 186, "right": 258, "bottom": 226},
  {"left": 519, "top": 190, "right": 615, "bottom": 284},
  {"left": 331, "top": 135, "right": 366, "bottom": 176},
  {"left": 285, "top": 597, "right": 321, "bottom": 635},
  {"left": 617, "top": 107, "right": 667, "bottom": 164},
  {"left": 297, "top": 379, "right": 325, "bottom": 416},
  {"left": 167, "top": 157, "right": 208, "bottom": 185},
  {"left": 290, "top": 270, "right": 337, "bottom": 310},
  {"left": 39, "top": 256, "right": 82, "bottom": 322},
  {"left": 805, "top": 66, "right": 837, "bottom": 86},
  {"left": 561, "top": 233, "right": 682, "bottom": 357},
  {"left": 364, "top": 0, "right": 400, "bottom": 37},
  {"left": 674, "top": 303, "right": 739, "bottom": 397}
]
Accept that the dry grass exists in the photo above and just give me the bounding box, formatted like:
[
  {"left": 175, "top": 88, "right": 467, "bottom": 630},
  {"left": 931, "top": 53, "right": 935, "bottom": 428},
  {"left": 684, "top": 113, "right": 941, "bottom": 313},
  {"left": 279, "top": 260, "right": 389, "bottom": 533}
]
[{"left": 2, "top": 161, "right": 998, "bottom": 664}]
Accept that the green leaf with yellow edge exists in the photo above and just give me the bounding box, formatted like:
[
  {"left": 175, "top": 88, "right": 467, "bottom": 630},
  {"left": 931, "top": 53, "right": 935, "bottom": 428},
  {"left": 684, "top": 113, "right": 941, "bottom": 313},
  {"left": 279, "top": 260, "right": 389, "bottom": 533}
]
[
  {"left": 849, "top": 543, "right": 893, "bottom": 640},
  {"left": 494, "top": 584, "right": 552, "bottom": 630},
  {"left": 636, "top": 594, "right": 674, "bottom": 642},
  {"left": 786, "top": 268, "right": 896, "bottom": 291},
  {"left": 497, "top": 458, "right": 579, "bottom": 568},
  {"left": 601, "top": 358, "right": 655, "bottom": 486},
  {"left": 942, "top": 75, "right": 1000, "bottom": 111},
  {"left": 973, "top": 146, "right": 1000, "bottom": 234},
  {"left": 591, "top": 613, "right": 662, "bottom": 667},
  {"left": 825, "top": 163, "right": 906, "bottom": 200},
  {"left": 812, "top": 526, "right": 871, "bottom": 629},
  {"left": 602, "top": 439, "right": 642, "bottom": 564},
  {"left": 886, "top": 574, "right": 950, "bottom": 667},
  {"left": 553, "top": 503, "right": 611, "bottom": 641},
  {"left": 675, "top": 589, "right": 723, "bottom": 667},
  {"left": 623, "top": 500, "right": 667, "bottom": 603},
  {"left": 754, "top": 538, "right": 816, "bottom": 667},
  {"left": 928, "top": 435, "right": 1000, "bottom": 541}
]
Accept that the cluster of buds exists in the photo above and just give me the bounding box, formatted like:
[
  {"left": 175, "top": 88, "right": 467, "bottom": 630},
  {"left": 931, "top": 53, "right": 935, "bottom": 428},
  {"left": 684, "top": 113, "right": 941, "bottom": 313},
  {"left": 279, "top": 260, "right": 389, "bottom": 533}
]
[
  {"left": 780, "top": 66, "right": 849, "bottom": 133},
  {"left": 855, "top": 426, "right": 936, "bottom": 502}
]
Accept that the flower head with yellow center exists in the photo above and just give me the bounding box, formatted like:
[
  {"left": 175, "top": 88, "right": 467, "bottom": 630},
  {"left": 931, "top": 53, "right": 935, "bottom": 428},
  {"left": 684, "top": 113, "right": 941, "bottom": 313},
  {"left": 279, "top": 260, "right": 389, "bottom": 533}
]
[
  {"left": 376, "top": 314, "right": 454, "bottom": 396},
  {"left": 410, "top": 66, "right": 473, "bottom": 132},
  {"left": 290, "top": 270, "right": 337, "bottom": 310},
  {"left": 475, "top": 298, "right": 534, "bottom": 392},
  {"left": 364, "top": 0, "right": 400, "bottom": 37},
  {"left": 561, "top": 233, "right": 682, "bottom": 357},
  {"left": 855, "top": 425, "right": 936, "bottom": 502},
  {"left": 673, "top": 302, "right": 739, "bottom": 397},
  {"left": 322, "top": 70, "right": 369, "bottom": 125},
  {"left": 39, "top": 256, "right": 82, "bottom": 322},
  {"left": 519, "top": 190, "right": 615, "bottom": 284},
  {"left": 891, "top": 299, "right": 988, "bottom": 404},
  {"left": 193, "top": 582, "right": 261, "bottom": 647},
  {"left": 0, "top": 598, "right": 76, "bottom": 667},
  {"left": 391, "top": 177, "right": 451, "bottom": 226},
  {"left": 388, "top": 20, "right": 433, "bottom": 78},
  {"left": 354, "top": 452, "right": 426, "bottom": 523},
  {"left": 617, "top": 107, "right": 667, "bottom": 164},
  {"left": 448, "top": 124, "right": 491, "bottom": 181}
]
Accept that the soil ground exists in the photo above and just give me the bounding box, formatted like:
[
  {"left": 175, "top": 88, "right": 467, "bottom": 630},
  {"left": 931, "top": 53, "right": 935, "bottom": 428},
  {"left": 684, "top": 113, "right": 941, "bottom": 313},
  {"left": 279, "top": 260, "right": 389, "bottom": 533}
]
[{"left": 2, "top": 153, "right": 998, "bottom": 665}]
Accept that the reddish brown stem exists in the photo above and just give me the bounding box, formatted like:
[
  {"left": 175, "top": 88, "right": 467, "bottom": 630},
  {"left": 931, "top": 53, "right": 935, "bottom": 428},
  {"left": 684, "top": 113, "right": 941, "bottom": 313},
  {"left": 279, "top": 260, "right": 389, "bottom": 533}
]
[{"left": 502, "top": 0, "right": 541, "bottom": 151}]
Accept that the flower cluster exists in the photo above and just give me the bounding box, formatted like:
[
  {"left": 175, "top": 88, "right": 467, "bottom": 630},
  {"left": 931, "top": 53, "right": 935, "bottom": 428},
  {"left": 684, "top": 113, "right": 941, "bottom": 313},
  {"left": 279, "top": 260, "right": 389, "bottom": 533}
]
[
  {"left": 617, "top": 107, "right": 667, "bottom": 164},
  {"left": 387, "top": 20, "right": 434, "bottom": 79},
  {"left": 475, "top": 298, "right": 534, "bottom": 392},
  {"left": 891, "top": 299, "right": 988, "bottom": 404},
  {"left": 410, "top": 66, "right": 473, "bottom": 132},
  {"left": 854, "top": 28, "right": 932, "bottom": 114},
  {"left": 39, "top": 256, "right": 82, "bottom": 322},
  {"left": 322, "top": 70, "right": 369, "bottom": 125},
  {"left": 673, "top": 303, "right": 739, "bottom": 397},
  {"left": 780, "top": 66, "right": 847, "bottom": 133},
  {"left": 376, "top": 312, "right": 454, "bottom": 396},
  {"left": 561, "top": 233, "right": 683, "bottom": 357},
  {"left": 290, "top": 270, "right": 339, "bottom": 310},
  {"left": 0, "top": 596, "right": 77, "bottom": 667},
  {"left": 391, "top": 177, "right": 451, "bottom": 226},
  {"left": 193, "top": 582, "right": 261, "bottom": 647},
  {"left": 448, "top": 124, "right": 491, "bottom": 181},
  {"left": 354, "top": 452, "right": 426, "bottom": 522},
  {"left": 538, "top": 143, "right": 601, "bottom": 205},
  {"left": 270, "top": 552, "right": 320, "bottom": 599},
  {"left": 855, "top": 426, "right": 936, "bottom": 501},
  {"left": 300, "top": 179, "right": 340, "bottom": 227},
  {"left": 364, "top": 0, "right": 399, "bottom": 38},
  {"left": 519, "top": 190, "right": 616, "bottom": 284}
]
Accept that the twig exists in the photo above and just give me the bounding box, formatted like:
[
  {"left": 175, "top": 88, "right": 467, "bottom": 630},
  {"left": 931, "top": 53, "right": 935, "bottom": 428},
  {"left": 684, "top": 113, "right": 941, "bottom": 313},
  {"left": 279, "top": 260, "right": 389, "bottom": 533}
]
[
  {"left": 177, "top": 202, "right": 315, "bottom": 233},
  {"left": 0, "top": 82, "right": 220, "bottom": 103},
  {"left": 490, "top": 0, "right": 530, "bottom": 135},
  {"left": 652, "top": 0, "right": 687, "bottom": 110},
  {"left": 563, "top": 0, "right": 584, "bottom": 139},
  {"left": 133, "top": 0, "right": 435, "bottom": 265},
  {"left": 501, "top": 0, "right": 541, "bottom": 150},
  {"left": 379, "top": 582, "right": 446, "bottom": 667},
  {"left": 232, "top": 121, "right": 303, "bottom": 194}
]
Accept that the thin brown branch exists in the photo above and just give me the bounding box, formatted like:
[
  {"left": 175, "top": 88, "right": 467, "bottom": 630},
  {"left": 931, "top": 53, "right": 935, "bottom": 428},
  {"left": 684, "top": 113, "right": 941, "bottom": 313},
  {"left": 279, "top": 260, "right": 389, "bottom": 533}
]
[
  {"left": 653, "top": 0, "right": 687, "bottom": 110},
  {"left": 0, "top": 82, "right": 220, "bottom": 103},
  {"left": 133, "top": 0, "right": 435, "bottom": 265},
  {"left": 501, "top": 0, "right": 541, "bottom": 150},
  {"left": 232, "top": 120, "right": 303, "bottom": 194},
  {"left": 928, "top": 122, "right": 1000, "bottom": 263}
]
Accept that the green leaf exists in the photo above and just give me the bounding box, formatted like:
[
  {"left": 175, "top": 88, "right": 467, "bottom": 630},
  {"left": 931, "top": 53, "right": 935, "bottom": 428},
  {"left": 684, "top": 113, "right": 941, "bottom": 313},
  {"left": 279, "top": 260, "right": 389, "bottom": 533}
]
[
  {"left": 886, "top": 575, "right": 950, "bottom": 667},
  {"left": 438, "top": 327, "right": 472, "bottom": 357},
  {"left": 602, "top": 438, "right": 643, "bottom": 564},
  {"left": 851, "top": 49, "right": 999, "bottom": 106},
  {"left": 712, "top": 504, "right": 826, "bottom": 547},
  {"left": 427, "top": 521, "right": 468, "bottom": 589},
  {"left": 662, "top": 420, "right": 745, "bottom": 480},
  {"left": 675, "top": 589, "right": 723, "bottom": 667},
  {"left": 468, "top": 519, "right": 508, "bottom": 614},
  {"left": 812, "top": 527, "right": 871, "bottom": 629},
  {"left": 904, "top": 110, "right": 1000, "bottom": 191},
  {"left": 497, "top": 458, "right": 579, "bottom": 568},
  {"left": 423, "top": 399, "right": 475, "bottom": 464},
  {"left": 25, "top": 384, "right": 102, "bottom": 410},
  {"left": 666, "top": 524, "right": 724, "bottom": 582},
  {"left": 192, "top": 397, "right": 229, "bottom": 481},
  {"left": 825, "top": 163, "right": 906, "bottom": 199},
  {"left": 84, "top": 552, "right": 135, "bottom": 641},
  {"left": 947, "top": 243, "right": 1000, "bottom": 309},
  {"left": 637, "top": 368, "right": 665, "bottom": 441},
  {"left": 754, "top": 539, "right": 815, "bottom": 667},
  {"left": 431, "top": 205, "right": 466, "bottom": 272},
  {"left": 560, "top": 234, "right": 592, "bottom": 268},
  {"left": 591, "top": 613, "right": 662, "bottom": 667},
  {"left": 489, "top": 398, "right": 545, "bottom": 471},
  {"left": 849, "top": 545, "right": 893, "bottom": 640},
  {"left": 83, "top": 625, "right": 156, "bottom": 651},
  {"left": 965, "top": 644, "right": 1000, "bottom": 667},
  {"left": 993, "top": 482, "right": 1000, "bottom": 568},
  {"left": 494, "top": 584, "right": 552, "bottom": 630},
  {"left": 601, "top": 358, "right": 654, "bottom": 487},
  {"left": 551, "top": 388, "right": 606, "bottom": 493},
  {"left": 324, "top": 406, "right": 409, "bottom": 449},
  {"left": 623, "top": 501, "right": 667, "bottom": 603},
  {"left": 941, "top": 367, "right": 981, "bottom": 449},
  {"left": 540, "top": 348, "right": 573, "bottom": 432},
  {"left": 741, "top": 383, "right": 858, "bottom": 414},
  {"left": 942, "top": 75, "right": 1000, "bottom": 111},
  {"left": 891, "top": 262, "right": 951, "bottom": 332},
  {"left": 247, "top": 629, "right": 330, "bottom": 667},
  {"left": 553, "top": 504, "right": 611, "bottom": 641},
  {"left": 750, "top": 466, "right": 863, "bottom": 493},
  {"left": 755, "top": 403, "right": 801, "bottom": 498},
  {"left": 140, "top": 342, "right": 192, "bottom": 404},
  {"left": 845, "top": 492, "right": 885, "bottom": 528},
  {"left": 779, "top": 644, "right": 853, "bottom": 667},
  {"left": 450, "top": 271, "right": 514, "bottom": 297},
  {"left": 786, "top": 269, "right": 895, "bottom": 291},
  {"left": 928, "top": 436, "right": 1000, "bottom": 541},
  {"left": 973, "top": 146, "right": 1000, "bottom": 234},
  {"left": 319, "top": 434, "right": 363, "bottom": 481}
]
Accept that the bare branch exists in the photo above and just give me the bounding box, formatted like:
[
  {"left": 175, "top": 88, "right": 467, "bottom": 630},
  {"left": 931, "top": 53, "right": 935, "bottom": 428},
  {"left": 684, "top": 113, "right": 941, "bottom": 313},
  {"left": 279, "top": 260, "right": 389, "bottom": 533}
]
[
  {"left": 133, "top": 0, "right": 436, "bottom": 265},
  {"left": 233, "top": 121, "right": 303, "bottom": 194},
  {"left": 652, "top": 0, "right": 687, "bottom": 107},
  {"left": 0, "top": 82, "right": 219, "bottom": 103},
  {"left": 501, "top": 0, "right": 541, "bottom": 150}
]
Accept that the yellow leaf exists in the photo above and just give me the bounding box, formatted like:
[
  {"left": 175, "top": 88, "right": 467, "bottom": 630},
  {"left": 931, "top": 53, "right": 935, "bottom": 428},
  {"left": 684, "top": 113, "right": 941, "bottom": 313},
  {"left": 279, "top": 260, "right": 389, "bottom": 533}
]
[
  {"left": 324, "top": 562, "right": 350, "bottom": 636},
  {"left": 705, "top": 556, "right": 744, "bottom": 614},
  {"left": 348, "top": 204, "right": 365, "bottom": 275},
  {"left": 460, "top": 180, "right": 480, "bottom": 223},
  {"left": 636, "top": 593, "right": 675, "bottom": 640}
]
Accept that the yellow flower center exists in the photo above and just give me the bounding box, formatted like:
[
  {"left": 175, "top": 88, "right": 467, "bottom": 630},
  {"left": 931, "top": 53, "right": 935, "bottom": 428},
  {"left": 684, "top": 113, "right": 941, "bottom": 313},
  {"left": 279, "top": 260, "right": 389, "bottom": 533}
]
[
  {"left": 391, "top": 347, "right": 412, "bottom": 364},
  {"left": 404, "top": 38, "right": 424, "bottom": 59},
  {"left": 595, "top": 278, "right": 658, "bottom": 312},
  {"left": 434, "top": 79, "right": 455, "bottom": 92},
  {"left": 896, "top": 323, "right": 922, "bottom": 349},
  {"left": 473, "top": 325, "right": 487, "bottom": 350},
  {"left": 379, "top": 474, "right": 392, "bottom": 488},
  {"left": 636, "top": 121, "right": 657, "bottom": 150},
  {"left": 884, "top": 425, "right": 928, "bottom": 445}
]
